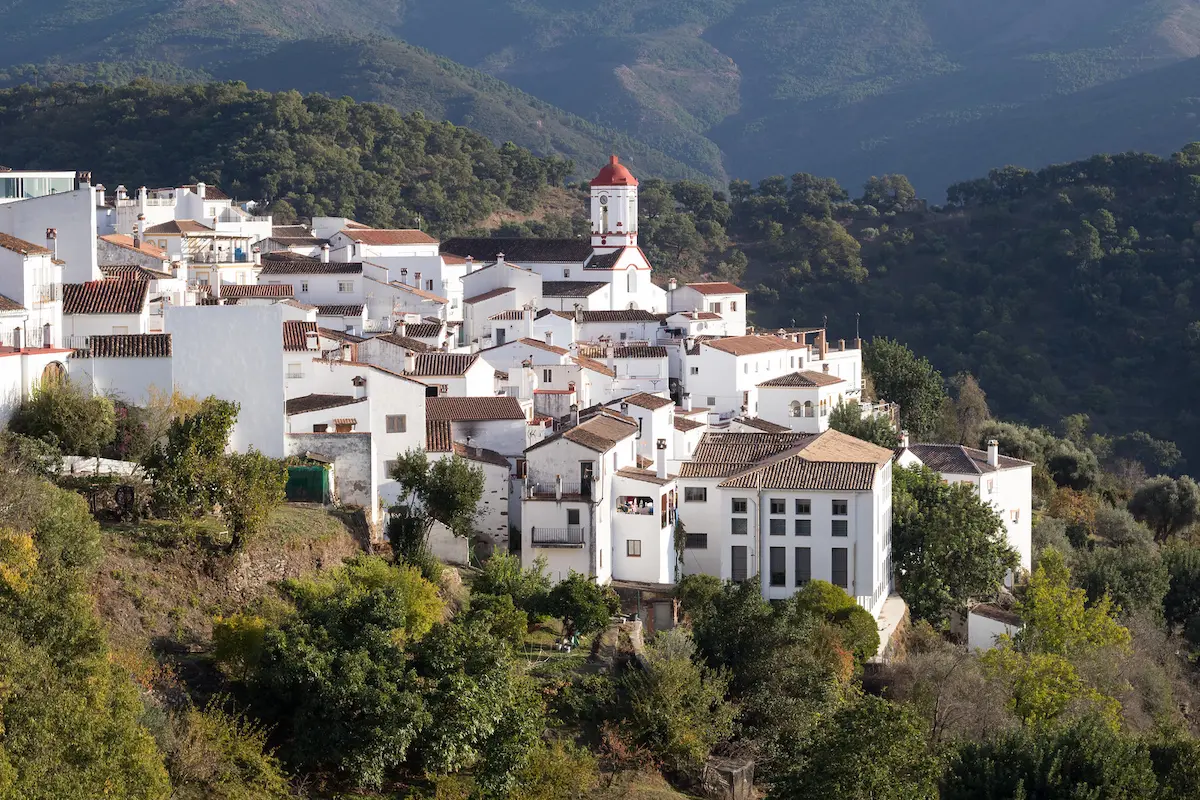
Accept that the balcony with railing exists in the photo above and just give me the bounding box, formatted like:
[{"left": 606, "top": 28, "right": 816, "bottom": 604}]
[
  {"left": 528, "top": 479, "right": 591, "bottom": 500},
  {"left": 529, "top": 526, "right": 586, "bottom": 548}
]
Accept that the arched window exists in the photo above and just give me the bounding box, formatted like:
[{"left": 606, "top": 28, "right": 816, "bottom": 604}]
[
  {"left": 803, "top": 400, "right": 814, "bottom": 418},
  {"left": 627, "top": 269, "right": 636, "bottom": 293},
  {"left": 789, "top": 400, "right": 802, "bottom": 418},
  {"left": 601, "top": 205, "right": 609, "bottom": 233}
]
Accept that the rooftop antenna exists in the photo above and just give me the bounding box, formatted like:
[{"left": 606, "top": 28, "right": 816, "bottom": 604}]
[
  {"left": 855, "top": 312, "right": 860, "bottom": 339},
  {"left": 823, "top": 314, "right": 828, "bottom": 330}
]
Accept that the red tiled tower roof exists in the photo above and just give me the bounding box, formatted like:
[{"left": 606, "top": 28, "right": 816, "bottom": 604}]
[{"left": 592, "top": 155, "right": 638, "bottom": 187}]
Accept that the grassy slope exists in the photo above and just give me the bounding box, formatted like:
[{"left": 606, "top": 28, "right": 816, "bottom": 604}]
[{"left": 96, "top": 504, "right": 363, "bottom": 693}]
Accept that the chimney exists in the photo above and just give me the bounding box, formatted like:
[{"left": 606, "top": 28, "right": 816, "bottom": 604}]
[
  {"left": 137, "top": 186, "right": 148, "bottom": 212},
  {"left": 404, "top": 351, "right": 417, "bottom": 374},
  {"left": 838, "top": 339, "right": 846, "bottom": 352},
  {"left": 116, "top": 185, "right": 127, "bottom": 202},
  {"left": 605, "top": 344, "right": 615, "bottom": 372},
  {"left": 305, "top": 330, "right": 319, "bottom": 351},
  {"left": 352, "top": 375, "right": 367, "bottom": 399},
  {"left": 134, "top": 213, "right": 146, "bottom": 249},
  {"left": 400, "top": 268, "right": 408, "bottom": 286},
  {"left": 817, "top": 329, "right": 828, "bottom": 359},
  {"left": 320, "top": 243, "right": 331, "bottom": 263},
  {"left": 656, "top": 438, "right": 668, "bottom": 480},
  {"left": 900, "top": 430, "right": 910, "bottom": 449},
  {"left": 195, "top": 181, "right": 206, "bottom": 200},
  {"left": 524, "top": 304, "right": 535, "bottom": 340},
  {"left": 415, "top": 272, "right": 422, "bottom": 289},
  {"left": 465, "top": 255, "right": 474, "bottom": 274},
  {"left": 570, "top": 402, "right": 580, "bottom": 429},
  {"left": 522, "top": 359, "right": 534, "bottom": 400},
  {"left": 45, "top": 228, "right": 57, "bottom": 260},
  {"left": 667, "top": 277, "right": 677, "bottom": 291},
  {"left": 987, "top": 439, "right": 999, "bottom": 467},
  {"left": 496, "top": 252, "right": 506, "bottom": 268},
  {"left": 555, "top": 474, "right": 563, "bottom": 501},
  {"left": 252, "top": 246, "right": 261, "bottom": 266},
  {"left": 682, "top": 393, "right": 692, "bottom": 412},
  {"left": 574, "top": 303, "right": 583, "bottom": 325},
  {"left": 397, "top": 320, "right": 406, "bottom": 337}
]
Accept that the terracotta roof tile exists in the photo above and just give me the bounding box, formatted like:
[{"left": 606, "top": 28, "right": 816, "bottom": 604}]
[
  {"left": 758, "top": 370, "right": 845, "bottom": 388},
  {"left": 614, "top": 345, "right": 668, "bottom": 358},
  {"left": 687, "top": 281, "right": 746, "bottom": 295},
  {"left": 99, "top": 234, "right": 168, "bottom": 260},
  {"left": 702, "top": 335, "right": 806, "bottom": 356},
  {"left": 561, "top": 414, "right": 638, "bottom": 452},
  {"left": 453, "top": 442, "right": 511, "bottom": 468},
  {"left": 584, "top": 248, "right": 628, "bottom": 270},
  {"left": 221, "top": 284, "right": 294, "bottom": 298},
  {"left": 464, "top": 286, "right": 514, "bottom": 305},
  {"left": 343, "top": 229, "right": 438, "bottom": 246},
  {"left": 0, "top": 293, "right": 22, "bottom": 312},
  {"left": 100, "top": 263, "right": 173, "bottom": 280},
  {"left": 259, "top": 261, "right": 362, "bottom": 276},
  {"left": 285, "top": 394, "right": 366, "bottom": 416},
  {"left": 622, "top": 392, "right": 674, "bottom": 411},
  {"left": 718, "top": 458, "right": 879, "bottom": 491},
  {"left": 143, "top": 219, "right": 213, "bottom": 235},
  {"left": 426, "top": 419, "right": 453, "bottom": 452},
  {"left": 63, "top": 279, "right": 148, "bottom": 314},
  {"left": 283, "top": 320, "right": 318, "bottom": 352},
  {"left": 572, "top": 355, "right": 615, "bottom": 377},
  {"left": 904, "top": 443, "right": 1032, "bottom": 474},
  {"left": 674, "top": 416, "right": 705, "bottom": 432},
  {"left": 376, "top": 333, "right": 433, "bottom": 352},
  {"left": 426, "top": 395, "right": 526, "bottom": 421},
  {"left": 401, "top": 323, "right": 443, "bottom": 339},
  {"left": 408, "top": 352, "right": 479, "bottom": 377},
  {"left": 318, "top": 327, "right": 366, "bottom": 343},
  {"left": 734, "top": 416, "right": 792, "bottom": 433},
  {"left": 85, "top": 333, "right": 171, "bottom": 358},
  {"left": 540, "top": 281, "right": 607, "bottom": 297},
  {"left": 0, "top": 232, "right": 52, "bottom": 256},
  {"left": 316, "top": 304, "right": 365, "bottom": 317},
  {"left": 261, "top": 250, "right": 319, "bottom": 262},
  {"left": 380, "top": 276, "right": 448, "bottom": 303},
  {"left": 615, "top": 467, "right": 674, "bottom": 486}
]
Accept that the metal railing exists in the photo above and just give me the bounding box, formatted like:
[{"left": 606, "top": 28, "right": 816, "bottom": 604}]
[
  {"left": 530, "top": 526, "right": 586, "bottom": 547},
  {"left": 528, "top": 480, "right": 589, "bottom": 498}
]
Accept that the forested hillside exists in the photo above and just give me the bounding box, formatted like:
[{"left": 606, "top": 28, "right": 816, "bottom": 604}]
[
  {"left": 4, "top": 0, "right": 1200, "bottom": 189},
  {"left": 0, "top": 81, "right": 577, "bottom": 235}
]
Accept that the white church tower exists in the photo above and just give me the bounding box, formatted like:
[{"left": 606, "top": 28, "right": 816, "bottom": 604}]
[{"left": 591, "top": 155, "right": 638, "bottom": 252}]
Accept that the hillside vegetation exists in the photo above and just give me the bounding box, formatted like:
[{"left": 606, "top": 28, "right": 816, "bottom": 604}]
[
  {"left": 0, "top": 81, "right": 577, "bottom": 235},
  {"left": 4, "top": 1, "right": 1200, "bottom": 188}
]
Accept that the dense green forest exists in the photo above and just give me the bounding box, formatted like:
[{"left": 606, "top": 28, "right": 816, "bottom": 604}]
[
  {"left": 3, "top": 0, "right": 1200, "bottom": 189},
  {"left": 0, "top": 81, "right": 577, "bottom": 235}
]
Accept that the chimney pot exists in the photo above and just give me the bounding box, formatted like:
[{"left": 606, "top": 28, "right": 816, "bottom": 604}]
[
  {"left": 656, "top": 438, "right": 668, "bottom": 480},
  {"left": 900, "top": 430, "right": 910, "bottom": 449},
  {"left": 987, "top": 439, "right": 999, "bottom": 467},
  {"left": 321, "top": 244, "right": 330, "bottom": 263},
  {"left": 404, "top": 351, "right": 417, "bottom": 373},
  {"left": 838, "top": 339, "right": 846, "bottom": 351},
  {"left": 667, "top": 277, "right": 677, "bottom": 291},
  {"left": 682, "top": 393, "right": 692, "bottom": 412}
]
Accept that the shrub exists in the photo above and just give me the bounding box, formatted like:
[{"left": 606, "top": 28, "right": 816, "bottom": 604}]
[
  {"left": 221, "top": 449, "right": 287, "bottom": 552},
  {"left": 474, "top": 553, "right": 551, "bottom": 622},
  {"left": 465, "top": 593, "right": 527, "bottom": 647},
  {"left": 8, "top": 377, "right": 115, "bottom": 456}
]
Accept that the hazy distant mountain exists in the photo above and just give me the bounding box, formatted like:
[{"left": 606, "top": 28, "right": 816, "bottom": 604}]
[{"left": 3, "top": 0, "right": 1200, "bottom": 191}]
